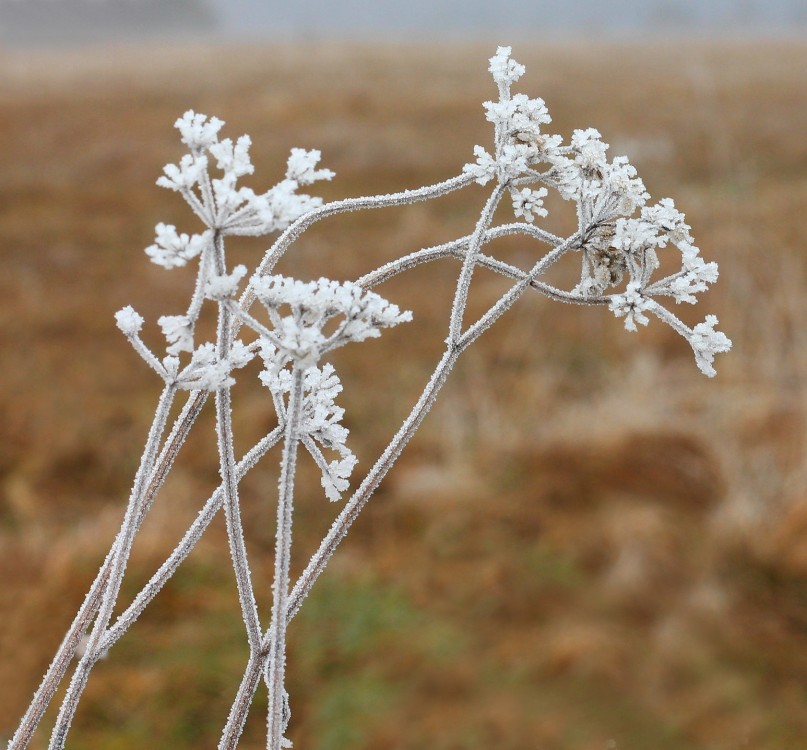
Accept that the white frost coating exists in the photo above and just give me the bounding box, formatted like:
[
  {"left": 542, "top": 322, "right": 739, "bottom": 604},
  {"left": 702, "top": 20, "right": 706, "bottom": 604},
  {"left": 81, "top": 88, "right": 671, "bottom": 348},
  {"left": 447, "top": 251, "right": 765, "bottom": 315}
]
[
  {"left": 114, "top": 305, "right": 143, "bottom": 336},
  {"left": 174, "top": 110, "right": 224, "bottom": 150},
  {"left": 609, "top": 281, "right": 652, "bottom": 331},
  {"left": 260, "top": 358, "right": 358, "bottom": 502},
  {"left": 251, "top": 275, "right": 412, "bottom": 371},
  {"left": 205, "top": 264, "right": 248, "bottom": 301},
  {"left": 15, "top": 46, "right": 733, "bottom": 750},
  {"left": 157, "top": 314, "right": 194, "bottom": 355},
  {"left": 145, "top": 224, "right": 210, "bottom": 269},
  {"left": 285, "top": 148, "right": 335, "bottom": 186},
  {"left": 689, "top": 315, "right": 733, "bottom": 378}
]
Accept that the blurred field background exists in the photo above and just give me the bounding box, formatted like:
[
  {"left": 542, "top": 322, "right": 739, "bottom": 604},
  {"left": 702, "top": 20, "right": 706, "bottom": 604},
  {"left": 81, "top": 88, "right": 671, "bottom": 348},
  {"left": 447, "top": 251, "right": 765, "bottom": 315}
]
[{"left": 1, "top": 38, "right": 807, "bottom": 749}]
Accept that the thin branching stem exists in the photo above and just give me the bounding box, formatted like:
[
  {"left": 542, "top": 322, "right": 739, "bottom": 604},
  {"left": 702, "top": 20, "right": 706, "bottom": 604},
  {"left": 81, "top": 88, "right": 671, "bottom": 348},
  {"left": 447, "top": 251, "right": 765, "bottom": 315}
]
[
  {"left": 237, "top": 174, "right": 475, "bottom": 313},
  {"left": 213, "top": 232, "right": 262, "bottom": 651},
  {"left": 48, "top": 383, "right": 177, "bottom": 750},
  {"left": 448, "top": 183, "right": 507, "bottom": 344},
  {"left": 101, "top": 426, "right": 283, "bottom": 654},
  {"left": 266, "top": 367, "right": 304, "bottom": 750},
  {"left": 9, "top": 392, "right": 205, "bottom": 750}
]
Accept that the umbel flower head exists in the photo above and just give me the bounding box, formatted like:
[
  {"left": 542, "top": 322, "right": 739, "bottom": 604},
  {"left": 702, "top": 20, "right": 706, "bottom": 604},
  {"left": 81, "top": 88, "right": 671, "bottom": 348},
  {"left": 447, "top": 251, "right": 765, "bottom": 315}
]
[
  {"left": 463, "top": 45, "right": 731, "bottom": 376},
  {"left": 154, "top": 110, "right": 334, "bottom": 241},
  {"left": 251, "top": 275, "right": 413, "bottom": 371}
]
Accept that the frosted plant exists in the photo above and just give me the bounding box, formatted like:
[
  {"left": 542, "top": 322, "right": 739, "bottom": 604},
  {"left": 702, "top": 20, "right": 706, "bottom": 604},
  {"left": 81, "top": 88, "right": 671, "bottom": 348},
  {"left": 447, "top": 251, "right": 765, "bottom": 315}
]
[{"left": 10, "top": 46, "right": 730, "bottom": 750}]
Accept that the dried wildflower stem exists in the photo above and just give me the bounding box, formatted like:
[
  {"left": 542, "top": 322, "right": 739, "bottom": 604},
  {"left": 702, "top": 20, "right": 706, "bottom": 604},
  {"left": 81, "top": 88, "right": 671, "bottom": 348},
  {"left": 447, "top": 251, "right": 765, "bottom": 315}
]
[
  {"left": 102, "top": 426, "right": 283, "bottom": 654},
  {"left": 9, "top": 393, "right": 204, "bottom": 750},
  {"left": 266, "top": 368, "right": 304, "bottom": 750},
  {"left": 48, "top": 384, "right": 177, "bottom": 750},
  {"left": 13, "top": 47, "right": 732, "bottom": 750},
  {"left": 8, "top": 551, "right": 112, "bottom": 750},
  {"left": 239, "top": 174, "right": 475, "bottom": 309},
  {"left": 448, "top": 183, "right": 506, "bottom": 343},
  {"left": 214, "top": 232, "right": 262, "bottom": 650}
]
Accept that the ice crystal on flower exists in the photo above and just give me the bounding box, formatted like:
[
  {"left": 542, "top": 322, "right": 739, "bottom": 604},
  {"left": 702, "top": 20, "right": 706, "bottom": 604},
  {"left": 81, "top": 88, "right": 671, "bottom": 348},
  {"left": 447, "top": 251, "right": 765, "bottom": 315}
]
[
  {"left": 689, "top": 316, "right": 732, "bottom": 377},
  {"left": 114, "top": 305, "right": 144, "bottom": 336},
  {"left": 206, "top": 265, "right": 248, "bottom": 301},
  {"left": 488, "top": 45, "right": 525, "bottom": 87},
  {"left": 286, "top": 148, "right": 335, "bottom": 186},
  {"left": 252, "top": 276, "right": 412, "bottom": 371},
  {"left": 146, "top": 224, "right": 209, "bottom": 269},
  {"left": 175, "top": 110, "right": 224, "bottom": 150},
  {"left": 176, "top": 340, "right": 254, "bottom": 391},
  {"left": 158, "top": 314, "right": 194, "bottom": 355},
  {"left": 260, "top": 357, "right": 357, "bottom": 501},
  {"left": 157, "top": 153, "right": 208, "bottom": 192},
  {"left": 511, "top": 186, "right": 548, "bottom": 222},
  {"left": 209, "top": 135, "right": 255, "bottom": 177},
  {"left": 609, "top": 282, "right": 652, "bottom": 331}
]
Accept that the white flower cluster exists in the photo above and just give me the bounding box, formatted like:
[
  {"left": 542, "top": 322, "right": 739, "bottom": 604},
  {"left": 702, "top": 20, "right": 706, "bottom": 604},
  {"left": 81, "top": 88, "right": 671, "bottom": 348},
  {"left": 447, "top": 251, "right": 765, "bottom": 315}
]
[
  {"left": 155, "top": 110, "right": 334, "bottom": 242},
  {"left": 116, "top": 111, "right": 334, "bottom": 390},
  {"left": 689, "top": 315, "right": 732, "bottom": 378},
  {"left": 463, "top": 46, "right": 730, "bottom": 376},
  {"left": 167, "top": 340, "right": 254, "bottom": 391},
  {"left": 260, "top": 358, "right": 357, "bottom": 501},
  {"left": 115, "top": 303, "right": 254, "bottom": 390},
  {"left": 251, "top": 275, "right": 413, "bottom": 371},
  {"left": 608, "top": 281, "right": 651, "bottom": 332}
]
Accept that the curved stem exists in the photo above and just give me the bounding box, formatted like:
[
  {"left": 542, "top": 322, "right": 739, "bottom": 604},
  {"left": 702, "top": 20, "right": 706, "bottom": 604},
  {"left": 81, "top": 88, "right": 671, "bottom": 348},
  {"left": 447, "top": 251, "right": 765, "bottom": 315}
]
[{"left": 236, "top": 174, "right": 475, "bottom": 317}]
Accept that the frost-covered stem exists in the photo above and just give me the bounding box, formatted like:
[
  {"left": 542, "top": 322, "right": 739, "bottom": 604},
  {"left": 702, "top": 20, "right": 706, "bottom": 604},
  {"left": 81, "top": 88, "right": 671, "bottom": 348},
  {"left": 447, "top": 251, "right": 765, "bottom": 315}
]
[
  {"left": 102, "top": 426, "right": 283, "bottom": 654},
  {"left": 9, "top": 392, "right": 204, "bottom": 750},
  {"left": 459, "top": 232, "right": 581, "bottom": 350},
  {"left": 219, "top": 653, "right": 265, "bottom": 750},
  {"left": 8, "top": 551, "right": 111, "bottom": 750},
  {"left": 236, "top": 174, "right": 475, "bottom": 315},
  {"left": 213, "top": 231, "right": 261, "bottom": 651},
  {"left": 448, "top": 184, "right": 506, "bottom": 344},
  {"left": 356, "top": 223, "right": 570, "bottom": 290},
  {"left": 287, "top": 345, "right": 459, "bottom": 620},
  {"left": 222, "top": 347, "right": 460, "bottom": 719},
  {"left": 48, "top": 384, "right": 177, "bottom": 750},
  {"left": 266, "top": 367, "right": 304, "bottom": 750}
]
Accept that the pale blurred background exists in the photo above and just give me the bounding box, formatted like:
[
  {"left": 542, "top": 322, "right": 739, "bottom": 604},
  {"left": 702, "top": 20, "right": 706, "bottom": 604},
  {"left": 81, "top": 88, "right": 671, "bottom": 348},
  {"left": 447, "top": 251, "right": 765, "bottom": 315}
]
[
  {"left": 1, "top": 2, "right": 807, "bottom": 750},
  {"left": 1, "top": 0, "right": 806, "bottom": 43}
]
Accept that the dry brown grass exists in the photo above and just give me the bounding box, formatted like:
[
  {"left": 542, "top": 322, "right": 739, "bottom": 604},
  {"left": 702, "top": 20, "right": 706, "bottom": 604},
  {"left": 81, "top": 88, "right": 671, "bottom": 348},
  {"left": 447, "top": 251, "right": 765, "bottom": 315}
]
[{"left": 2, "top": 38, "right": 807, "bottom": 749}]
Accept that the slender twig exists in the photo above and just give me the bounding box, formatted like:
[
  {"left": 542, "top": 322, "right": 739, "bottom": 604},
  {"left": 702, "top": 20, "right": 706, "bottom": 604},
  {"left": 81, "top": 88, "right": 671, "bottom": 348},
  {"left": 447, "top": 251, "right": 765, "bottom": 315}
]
[
  {"left": 48, "top": 384, "right": 177, "bottom": 750},
  {"left": 266, "top": 368, "right": 304, "bottom": 750}
]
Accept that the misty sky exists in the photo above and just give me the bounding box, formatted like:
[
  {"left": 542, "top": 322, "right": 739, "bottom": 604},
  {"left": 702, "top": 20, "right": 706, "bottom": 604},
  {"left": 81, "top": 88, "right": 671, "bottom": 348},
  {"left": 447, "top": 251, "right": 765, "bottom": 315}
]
[
  {"left": 1, "top": 0, "right": 805, "bottom": 44},
  {"left": 213, "top": 0, "right": 807, "bottom": 38}
]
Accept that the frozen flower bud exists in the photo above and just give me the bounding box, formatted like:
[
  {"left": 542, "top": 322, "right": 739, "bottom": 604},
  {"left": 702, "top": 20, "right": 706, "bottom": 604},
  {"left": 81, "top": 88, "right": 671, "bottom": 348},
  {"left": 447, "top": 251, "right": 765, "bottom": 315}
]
[
  {"left": 115, "top": 306, "right": 144, "bottom": 336},
  {"left": 174, "top": 110, "right": 224, "bottom": 150},
  {"left": 689, "top": 315, "right": 732, "bottom": 377},
  {"left": 157, "top": 154, "right": 209, "bottom": 192},
  {"left": 463, "top": 145, "right": 498, "bottom": 186},
  {"left": 209, "top": 135, "right": 255, "bottom": 178},
  {"left": 205, "top": 264, "right": 248, "bottom": 301},
  {"left": 321, "top": 454, "right": 358, "bottom": 502},
  {"left": 609, "top": 282, "right": 651, "bottom": 332},
  {"left": 158, "top": 314, "right": 194, "bottom": 355},
  {"left": 285, "top": 148, "right": 335, "bottom": 186},
  {"left": 602, "top": 156, "right": 648, "bottom": 214},
  {"left": 511, "top": 186, "right": 548, "bottom": 222},
  {"left": 145, "top": 224, "right": 209, "bottom": 269},
  {"left": 488, "top": 46, "right": 525, "bottom": 87},
  {"left": 571, "top": 128, "right": 609, "bottom": 172}
]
